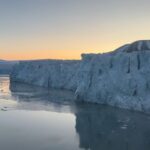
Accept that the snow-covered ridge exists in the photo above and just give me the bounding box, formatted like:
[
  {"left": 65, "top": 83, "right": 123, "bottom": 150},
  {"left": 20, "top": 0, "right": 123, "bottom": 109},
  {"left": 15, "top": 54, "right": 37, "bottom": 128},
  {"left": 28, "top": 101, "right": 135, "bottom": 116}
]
[{"left": 10, "top": 40, "right": 150, "bottom": 114}]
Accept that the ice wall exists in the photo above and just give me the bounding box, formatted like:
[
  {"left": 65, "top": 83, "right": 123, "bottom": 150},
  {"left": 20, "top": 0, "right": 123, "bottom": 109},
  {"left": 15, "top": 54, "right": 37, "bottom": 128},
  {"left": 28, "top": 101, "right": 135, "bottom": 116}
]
[
  {"left": 11, "top": 60, "right": 80, "bottom": 91},
  {"left": 75, "top": 40, "right": 150, "bottom": 113},
  {"left": 10, "top": 40, "right": 150, "bottom": 113}
]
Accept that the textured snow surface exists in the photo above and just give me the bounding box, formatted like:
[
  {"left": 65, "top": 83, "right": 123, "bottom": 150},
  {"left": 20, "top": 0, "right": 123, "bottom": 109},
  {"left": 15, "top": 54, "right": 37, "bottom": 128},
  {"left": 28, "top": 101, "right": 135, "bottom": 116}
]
[{"left": 10, "top": 40, "right": 150, "bottom": 113}]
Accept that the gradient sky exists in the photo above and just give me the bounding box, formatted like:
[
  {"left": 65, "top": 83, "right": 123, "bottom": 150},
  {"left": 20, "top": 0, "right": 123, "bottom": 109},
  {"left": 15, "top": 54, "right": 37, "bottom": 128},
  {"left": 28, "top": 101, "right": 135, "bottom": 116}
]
[{"left": 1, "top": 0, "right": 150, "bottom": 60}]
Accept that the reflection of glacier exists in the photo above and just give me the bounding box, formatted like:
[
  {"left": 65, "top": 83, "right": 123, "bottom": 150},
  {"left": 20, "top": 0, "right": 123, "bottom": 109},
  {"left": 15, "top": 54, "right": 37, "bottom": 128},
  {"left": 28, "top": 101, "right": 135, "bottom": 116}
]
[
  {"left": 10, "top": 82, "right": 75, "bottom": 103},
  {"left": 75, "top": 104, "right": 150, "bottom": 150},
  {"left": 9, "top": 82, "right": 150, "bottom": 150},
  {"left": 10, "top": 40, "right": 150, "bottom": 113},
  {"left": 10, "top": 82, "right": 76, "bottom": 112}
]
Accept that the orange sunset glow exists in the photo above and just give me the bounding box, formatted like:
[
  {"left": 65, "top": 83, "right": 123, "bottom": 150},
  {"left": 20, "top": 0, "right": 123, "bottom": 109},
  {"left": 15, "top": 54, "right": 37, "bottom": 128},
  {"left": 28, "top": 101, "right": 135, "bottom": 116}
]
[{"left": 1, "top": 0, "right": 150, "bottom": 60}]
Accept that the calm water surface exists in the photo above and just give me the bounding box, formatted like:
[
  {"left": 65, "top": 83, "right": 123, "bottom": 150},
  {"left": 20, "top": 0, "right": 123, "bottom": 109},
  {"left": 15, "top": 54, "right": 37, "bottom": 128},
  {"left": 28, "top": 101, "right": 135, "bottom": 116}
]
[{"left": 0, "top": 76, "right": 150, "bottom": 150}]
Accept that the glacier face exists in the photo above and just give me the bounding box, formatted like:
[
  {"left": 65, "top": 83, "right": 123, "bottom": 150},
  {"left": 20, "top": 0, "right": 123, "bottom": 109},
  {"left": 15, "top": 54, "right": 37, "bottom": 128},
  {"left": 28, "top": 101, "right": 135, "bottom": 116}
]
[
  {"left": 10, "top": 40, "right": 150, "bottom": 113},
  {"left": 11, "top": 60, "right": 80, "bottom": 90},
  {"left": 76, "top": 50, "right": 150, "bottom": 113}
]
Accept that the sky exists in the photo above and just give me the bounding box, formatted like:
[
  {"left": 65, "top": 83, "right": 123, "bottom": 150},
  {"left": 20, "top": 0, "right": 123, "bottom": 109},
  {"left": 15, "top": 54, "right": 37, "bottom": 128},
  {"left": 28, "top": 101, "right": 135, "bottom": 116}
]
[{"left": 0, "top": 0, "right": 150, "bottom": 60}]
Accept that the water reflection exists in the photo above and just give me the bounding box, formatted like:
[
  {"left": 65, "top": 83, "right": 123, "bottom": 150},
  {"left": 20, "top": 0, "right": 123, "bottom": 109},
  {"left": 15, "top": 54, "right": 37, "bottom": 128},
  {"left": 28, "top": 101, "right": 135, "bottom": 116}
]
[
  {"left": 75, "top": 104, "right": 150, "bottom": 150},
  {"left": 9, "top": 81, "right": 76, "bottom": 112},
  {"left": 1, "top": 76, "right": 150, "bottom": 150}
]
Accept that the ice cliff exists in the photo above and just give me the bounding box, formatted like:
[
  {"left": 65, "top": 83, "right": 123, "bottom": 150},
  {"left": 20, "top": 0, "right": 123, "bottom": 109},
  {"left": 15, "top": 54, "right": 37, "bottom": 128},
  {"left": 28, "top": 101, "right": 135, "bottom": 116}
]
[
  {"left": 11, "top": 60, "right": 80, "bottom": 90},
  {"left": 10, "top": 40, "right": 150, "bottom": 113}
]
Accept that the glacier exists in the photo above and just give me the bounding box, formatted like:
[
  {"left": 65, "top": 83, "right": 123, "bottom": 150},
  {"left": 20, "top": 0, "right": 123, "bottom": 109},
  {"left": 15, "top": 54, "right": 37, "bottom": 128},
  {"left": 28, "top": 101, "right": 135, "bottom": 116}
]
[{"left": 10, "top": 40, "right": 150, "bottom": 114}]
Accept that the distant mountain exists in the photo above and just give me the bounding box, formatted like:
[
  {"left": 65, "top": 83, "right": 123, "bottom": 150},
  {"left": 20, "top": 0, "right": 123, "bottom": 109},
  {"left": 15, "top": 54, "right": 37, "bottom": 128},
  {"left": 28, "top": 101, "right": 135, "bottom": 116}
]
[
  {"left": 0, "top": 59, "right": 5, "bottom": 62},
  {"left": 0, "top": 60, "right": 18, "bottom": 75}
]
